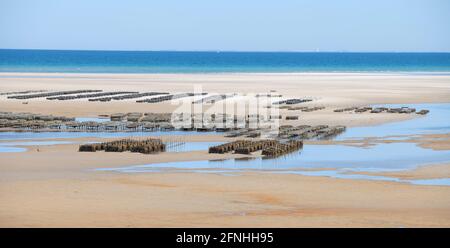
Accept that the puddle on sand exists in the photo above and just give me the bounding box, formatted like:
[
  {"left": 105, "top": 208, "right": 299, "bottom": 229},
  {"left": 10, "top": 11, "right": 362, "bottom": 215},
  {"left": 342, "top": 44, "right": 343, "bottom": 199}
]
[
  {"left": 410, "top": 178, "right": 450, "bottom": 186},
  {"left": 0, "top": 139, "right": 224, "bottom": 154},
  {"left": 270, "top": 170, "right": 450, "bottom": 186},
  {"left": 0, "top": 140, "right": 75, "bottom": 153},
  {"left": 104, "top": 142, "right": 450, "bottom": 172},
  {"left": 165, "top": 142, "right": 224, "bottom": 152},
  {"left": 96, "top": 103, "right": 450, "bottom": 186}
]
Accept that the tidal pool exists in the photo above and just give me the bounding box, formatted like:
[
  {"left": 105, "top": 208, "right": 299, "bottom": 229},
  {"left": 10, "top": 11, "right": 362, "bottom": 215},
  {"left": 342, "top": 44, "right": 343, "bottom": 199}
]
[
  {"left": 99, "top": 144, "right": 450, "bottom": 186},
  {"left": 165, "top": 142, "right": 224, "bottom": 152},
  {"left": 0, "top": 130, "right": 217, "bottom": 141},
  {"left": 338, "top": 103, "right": 450, "bottom": 140},
  {"left": 81, "top": 141, "right": 224, "bottom": 153},
  {"left": 100, "top": 142, "right": 450, "bottom": 172},
  {"left": 270, "top": 170, "right": 450, "bottom": 186},
  {"left": 75, "top": 117, "right": 110, "bottom": 123},
  {"left": 0, "top": 141, "right": 74, "bottom": 146},
  {"left": 0, "top": 140, "right": 75, "bottom": 153},
  {"left": 98, "top": 103, "right": 450, "bottom": 186},
  {"left": 2, "top": 103, "right": 450, "bottom": 185}
]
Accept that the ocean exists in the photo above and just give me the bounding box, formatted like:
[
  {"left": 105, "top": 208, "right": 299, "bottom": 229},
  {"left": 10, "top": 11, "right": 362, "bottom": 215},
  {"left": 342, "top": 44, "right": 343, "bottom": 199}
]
[{"left": 1, "top": 49, "right": 450, "bottom": 73}]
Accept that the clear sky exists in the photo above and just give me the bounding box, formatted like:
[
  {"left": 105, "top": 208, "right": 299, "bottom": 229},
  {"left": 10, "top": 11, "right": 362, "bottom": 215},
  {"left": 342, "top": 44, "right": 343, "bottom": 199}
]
[{"left": 1, "top": 0, "right": 449, "bottom": 52}]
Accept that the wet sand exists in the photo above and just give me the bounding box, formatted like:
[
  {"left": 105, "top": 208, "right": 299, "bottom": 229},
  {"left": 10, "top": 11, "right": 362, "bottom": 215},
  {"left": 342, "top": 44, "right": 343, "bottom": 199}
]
[
  {"left": 2, "top": 73, "right": 450, "bottom": 127},
  {"left": 348, "top": 163, "right": 450, "bottom": 180},
  {"left": 1, "top": 72, "right": 450, "bottom": 227}
]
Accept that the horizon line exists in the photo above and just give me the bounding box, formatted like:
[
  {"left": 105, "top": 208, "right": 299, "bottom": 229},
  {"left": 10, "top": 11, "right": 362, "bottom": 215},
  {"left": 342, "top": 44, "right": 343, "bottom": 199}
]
[{"left": 1, "top": 48, "right": 450, "bottom": 53}]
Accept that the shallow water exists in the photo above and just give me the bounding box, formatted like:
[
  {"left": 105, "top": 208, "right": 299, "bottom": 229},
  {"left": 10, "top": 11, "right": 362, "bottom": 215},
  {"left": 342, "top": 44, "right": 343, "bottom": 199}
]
[
  {"left": 75, "top": 117, "right": 110, "bottom": 123},
  {"left": 102, "top": 142, "right": 450, "bottom": 171},
  {"left": 98, "top": 103, "right": 450, "bottom": 185},
  {"left": 0, "top": 130, "right": 217, "bottom": 141},
  {"left": 98, "top": 163, "right": 450, "bottom": 186},
  {"left": 410, "top": 178, "right": 450, "bottom": 186},
  {"left": 338, "top": 103, "right": 450, "bottom": 140},
  {"left": 270, "top": 170, "right": 450, "bottom": 186},
  {"left": 2, "top": 103, "right": 450, "bottom": 185},
  {"left": 82, "top": 141, "right": 224, "bottom": 153},
  {"left": 0, "top": 140, "right": 75, "bottom": 153},
  {"left": 0, "top": 140, "right": 222, "bottom": 154},
  {"left": 2, "top": 104, "right": 448, "bottom": 141},
  {"left": 0, "top": 146, "right": 26, "bottom": 153},
  {"left": 2, "top": 50, "right": 450, "bottom": 73},
  {"left": 0, "top": 141, "right": 74, "bottom": 146},
  {"left": 165, "top": 142, "right": 224, "bottom": 152}
]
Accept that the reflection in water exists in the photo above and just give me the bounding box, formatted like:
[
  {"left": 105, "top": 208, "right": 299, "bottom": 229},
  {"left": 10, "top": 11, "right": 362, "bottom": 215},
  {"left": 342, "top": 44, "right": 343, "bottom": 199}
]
[
  {"left": 98, "top": 103, "right": 450, "bottom": 186},
  {"left": 165, "top": 142, "right": 224, "bottom": 152},
  {"left": 0, "top": 146, "right": 27, "bottom": 153},
  {"left": 0, "top": 141, "right": 74, "bottom": 146},
  {"left": 0, "top": 141, "right": 74, "bottom": 153},
  {"left": 75, "top": 117, "right": 110, "bottom": 123},
  {"left": 270, "top": 170, "right": 450, "bottom": 186},
  {"left": 338, "top": 103, "right": 450, "bottom": 139},
  {"left": 101, "top": 142, "right": 450, "bottom": 171}
]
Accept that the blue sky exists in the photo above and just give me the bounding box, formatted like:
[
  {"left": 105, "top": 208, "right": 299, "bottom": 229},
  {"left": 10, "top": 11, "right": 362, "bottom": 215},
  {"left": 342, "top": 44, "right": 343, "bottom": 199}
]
[{"left": 1, "top": 0, "right": 449, "bottom": 51}]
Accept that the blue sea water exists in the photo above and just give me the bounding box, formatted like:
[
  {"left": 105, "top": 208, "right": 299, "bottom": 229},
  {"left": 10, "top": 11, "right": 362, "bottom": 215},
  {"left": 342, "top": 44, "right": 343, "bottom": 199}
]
[{"left": 1, "top": 49, "right": 450, "bottom": 73}]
